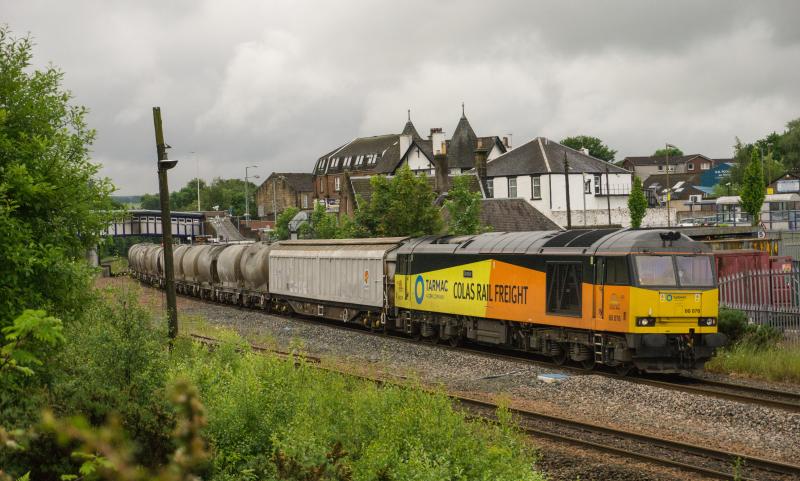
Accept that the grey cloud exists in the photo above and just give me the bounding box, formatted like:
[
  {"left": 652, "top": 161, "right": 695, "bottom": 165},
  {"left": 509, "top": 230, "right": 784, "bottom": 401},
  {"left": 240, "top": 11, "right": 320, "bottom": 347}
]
[{"left": 2, "top": 0, "right": 798, "bottom": 194}]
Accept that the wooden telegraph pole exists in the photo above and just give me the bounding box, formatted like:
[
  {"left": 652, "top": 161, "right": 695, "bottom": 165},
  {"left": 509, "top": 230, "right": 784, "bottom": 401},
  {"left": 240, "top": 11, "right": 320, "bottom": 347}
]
[{"left": 153, "top": 107, "right": 178, "bottom": 341}]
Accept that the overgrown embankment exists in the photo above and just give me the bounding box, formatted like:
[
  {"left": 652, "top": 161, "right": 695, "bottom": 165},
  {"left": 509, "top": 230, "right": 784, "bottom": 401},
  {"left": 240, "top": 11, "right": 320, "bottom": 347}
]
[{"left": 706, "top": 308, "right": 800, "bottom": 383}]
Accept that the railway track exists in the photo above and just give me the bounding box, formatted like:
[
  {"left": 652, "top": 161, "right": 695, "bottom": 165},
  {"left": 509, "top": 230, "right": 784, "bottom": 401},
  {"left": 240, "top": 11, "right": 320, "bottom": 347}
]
[
  {"left": 186, "top": 332, "right": 800, "bottom": 481},
  {"left": 144, "top": 280, "right": 800, "bottom": 413}
]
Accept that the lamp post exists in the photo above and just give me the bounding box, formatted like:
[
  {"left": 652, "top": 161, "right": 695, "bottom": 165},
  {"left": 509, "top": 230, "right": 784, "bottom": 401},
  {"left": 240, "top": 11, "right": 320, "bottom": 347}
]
[
  {"left": 665, "top": 143, "right": 677, "bottom": 227},
  {"left": 244, "top": 165, "right": 259, "bottom": 225},
  {"left": 152, "top": 107, "right": 178, "bottom": 343}
]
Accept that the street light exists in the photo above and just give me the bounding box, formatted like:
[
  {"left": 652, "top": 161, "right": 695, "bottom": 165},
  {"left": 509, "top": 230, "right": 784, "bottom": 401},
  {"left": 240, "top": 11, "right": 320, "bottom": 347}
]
[
  {"left": 665, "top": 143, "right": 678, "bottom": 227},
  {"left": 245, "top": 165, "right": 259, "bottom": 225},
  {"left": 191, "top": 151, "right": 201, "bottom": 212}
]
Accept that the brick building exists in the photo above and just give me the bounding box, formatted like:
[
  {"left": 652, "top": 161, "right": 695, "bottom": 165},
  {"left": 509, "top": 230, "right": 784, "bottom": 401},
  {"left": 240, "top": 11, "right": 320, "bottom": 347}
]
[{"left": 255, "top": 172, "right": 315, "bottom": 221}]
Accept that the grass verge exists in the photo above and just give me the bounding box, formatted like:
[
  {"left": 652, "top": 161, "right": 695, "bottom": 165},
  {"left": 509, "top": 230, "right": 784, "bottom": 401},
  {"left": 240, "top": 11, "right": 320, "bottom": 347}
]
[{"left": 705, "top": 343, "right": 800, "bottom": 384}]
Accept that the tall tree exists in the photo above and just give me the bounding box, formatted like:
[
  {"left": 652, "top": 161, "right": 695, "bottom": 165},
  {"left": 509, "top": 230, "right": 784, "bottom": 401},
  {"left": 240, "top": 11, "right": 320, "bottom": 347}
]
[
  {"left": 560, "top": 135, "right": 617, "bottom": 162},
  {"left": 740, "top": 149, "right": 765, "bottom": 226},
  {"left": 652, "top": 146, "right": 684, "bottom": 157},
  {"left": 445, "top": 175, "right": 484, "bottom": 235},
  {"left": 779, "top": 117, "right": 800, "bottom": 170},
  {"left": 274, "top": 207, "right": 299, "bottom": 240},
  {"left": 353, "top": 165, "right": 443, "bottom": 237},
  {"left": 627, "top": 176, "right": 647, "bottom": 229},
  {"left": 0, "top": 27, "right": 114, "bottom": 327}
]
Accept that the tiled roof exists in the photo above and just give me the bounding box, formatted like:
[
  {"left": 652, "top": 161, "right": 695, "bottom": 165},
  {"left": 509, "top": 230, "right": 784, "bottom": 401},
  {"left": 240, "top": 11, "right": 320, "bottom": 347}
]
[
  {"left": 401, "top": 120, "right": 422, "bottom": 141},
  {"left": 264, "top": 172, "right": 314, "bottom": 192},
  {"left": 477, "top": 198, "right": 561, "bottom": 231},
  {"left": 642, "top": 172, "right": 701, "bottom": 190},
  {"left": 486, "top": 137, "right": 629, "bottom": 177}
]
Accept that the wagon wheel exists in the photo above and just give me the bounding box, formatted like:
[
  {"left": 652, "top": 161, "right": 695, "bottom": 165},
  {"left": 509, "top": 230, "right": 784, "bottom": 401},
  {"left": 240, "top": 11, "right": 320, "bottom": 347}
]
[
  {"left": 615, "top": 363, "right": 635, "bottom": 377},
  {"left": 551, "top": 345, "right": 568, "bottom": 366}
]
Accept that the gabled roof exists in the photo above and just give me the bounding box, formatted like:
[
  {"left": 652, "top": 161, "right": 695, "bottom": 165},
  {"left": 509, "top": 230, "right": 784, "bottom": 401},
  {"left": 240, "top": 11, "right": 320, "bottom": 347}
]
[
  {"left": 263, "top": 172, "right": 314, "bottom": 192},
  {"left": 314, "top": 134, "right": 401, "bottom": 175},
  {"left": 486, "top": 137, "right": 629, "bottom": 177},
  {"left": 476, "top": 198, "right": 561, "bottom": 232}
]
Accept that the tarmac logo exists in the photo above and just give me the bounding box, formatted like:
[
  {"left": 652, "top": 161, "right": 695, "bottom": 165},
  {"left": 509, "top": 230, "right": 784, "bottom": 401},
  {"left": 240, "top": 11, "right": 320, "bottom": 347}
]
[{"left": 414, "top": 275, "right": 425, "bottom": 304}]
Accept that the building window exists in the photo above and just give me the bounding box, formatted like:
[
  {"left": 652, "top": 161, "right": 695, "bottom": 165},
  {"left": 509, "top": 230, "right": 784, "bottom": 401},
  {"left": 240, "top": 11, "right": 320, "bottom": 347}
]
[
  {"left": 531, "top": 175, "right": 541, "bottom": 199},
  {"left": 584, "top": 178, "right": 591, "bottom": 194},
  {"left": 658, "top": 165, "right": 663, "bottom": 171},
  {"left": 701, "top": 162, "right": 711, "bottom": 170},
  {"left": 594, "top": 174, "right": 602, "bottom": 195},
  {"left": 320, "top": 178, "right": 325, "bottom": 193},
  {"left": 508, "top": 177, "right": 517, "bottom": 198},
  {"left": 302, "top": 194, "right": 309, "bottom": 209},
  {"left": 334, "top": 177, "right": 341, "bottom": 192},
  {"left": 487, "top": 180, "right": 494, "bottom": 198},
  {"left": 688, "top": 163, "right": 694, "bottom": 171}
]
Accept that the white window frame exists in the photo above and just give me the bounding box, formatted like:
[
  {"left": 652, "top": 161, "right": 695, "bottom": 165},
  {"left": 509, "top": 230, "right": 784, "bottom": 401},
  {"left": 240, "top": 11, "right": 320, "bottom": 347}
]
[
  {"left": 531, "top": 175, "right": 541, "bottom": 199},
  {"left": 334, "top": 176, "right": 341, "bottom": 192},
  {"left": 487, "top": 179, "right": 494, "bottom": 198},
  {"left": 688, "top": 163, "right": 694, "bottom": 171},
  {"left": 584, "top": 178, "right": 591, "bottom": 194},
  {"left": 594, "top": 174, "right": 602, "bottom": 195},
  {"left": 508, "top": 177, "right": 517, "bottom": 198},
  {"left": 302, "top": 194, "right": 309, "bottom": 209}
]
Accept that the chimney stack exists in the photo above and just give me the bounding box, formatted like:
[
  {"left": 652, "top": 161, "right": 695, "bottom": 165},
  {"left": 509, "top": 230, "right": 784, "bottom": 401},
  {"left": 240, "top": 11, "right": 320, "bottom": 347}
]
[
  {"left": 581, "top": 147, "right": 590, "bottom": 155},
  {"left": 433, "top": 151, "right": 449, "bottom": 193},
  {"left": 503, "top": 134, "right": 512, "bottom": 149},
  {"left": 429, "top": 128, "right": 446, "bottom": 156}
]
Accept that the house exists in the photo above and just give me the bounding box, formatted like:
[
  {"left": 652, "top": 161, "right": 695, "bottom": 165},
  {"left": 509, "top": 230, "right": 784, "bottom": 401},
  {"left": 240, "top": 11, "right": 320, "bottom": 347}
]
[
  {"left": 313, "top": 112, "right": 508, "bottom": 216},
  {"left": 621, "top": 154, "right": 719, "bottom": 182},
  {"left": 484, "top": 137, "right": 632, "bottom": 227},
  {"left": 769, "top": 172, "right": 800, "bottom": 194},
  {"left": 255, "top": 173, "right": 315, "bottom": 220}
]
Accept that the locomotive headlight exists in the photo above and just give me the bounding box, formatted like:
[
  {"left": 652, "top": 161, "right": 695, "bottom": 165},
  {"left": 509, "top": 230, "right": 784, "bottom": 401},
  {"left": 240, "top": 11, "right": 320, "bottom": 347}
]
[
  {"left": 636, "top": 317, "right": 656, "bottom": 327},
  {"left": 698, "top": 317, "right": 717, "bottom": 327}
]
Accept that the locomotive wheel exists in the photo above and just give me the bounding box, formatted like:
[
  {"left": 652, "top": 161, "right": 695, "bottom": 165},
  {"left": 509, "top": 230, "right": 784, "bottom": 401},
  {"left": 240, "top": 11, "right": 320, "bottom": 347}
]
[
  {"left": 615, "top": 363, "right": 634, "bottom": 377},
  {"left": 423, "top": 326, "right": 440, "bottom": 344},
  {"left": 580, "top": 358, "right": 596, "bottom": 371},
  {"left": 448, "top": 335, "right": 462, "bottom": 347}
]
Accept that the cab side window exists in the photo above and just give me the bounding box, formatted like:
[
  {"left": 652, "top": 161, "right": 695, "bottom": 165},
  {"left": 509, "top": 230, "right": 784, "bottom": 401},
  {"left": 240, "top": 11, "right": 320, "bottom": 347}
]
[{"left": 605, "top": 257, "right": 630, "bottom": 285}]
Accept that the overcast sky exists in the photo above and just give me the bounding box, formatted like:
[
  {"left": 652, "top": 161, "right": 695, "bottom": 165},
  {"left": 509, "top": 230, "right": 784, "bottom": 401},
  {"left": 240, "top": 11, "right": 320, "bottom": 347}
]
[{"left": 3, "top": 0, "right": 799, "bottom": 195}]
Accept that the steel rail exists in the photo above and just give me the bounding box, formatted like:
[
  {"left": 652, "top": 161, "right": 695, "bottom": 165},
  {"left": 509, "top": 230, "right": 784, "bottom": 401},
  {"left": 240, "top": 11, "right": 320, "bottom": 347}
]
[
  {"left": 141, "top": 279, "right": 800, "bottom": 413},
  {"left": 186, "top": 332, "right": 800, "bottom": 481}
]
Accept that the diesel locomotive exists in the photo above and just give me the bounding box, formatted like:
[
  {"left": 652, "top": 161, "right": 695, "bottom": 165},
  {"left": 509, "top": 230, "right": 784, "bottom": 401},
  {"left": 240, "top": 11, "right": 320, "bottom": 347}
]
[{"left": 129, "top": 228, "right": 725, "bottom": 374}]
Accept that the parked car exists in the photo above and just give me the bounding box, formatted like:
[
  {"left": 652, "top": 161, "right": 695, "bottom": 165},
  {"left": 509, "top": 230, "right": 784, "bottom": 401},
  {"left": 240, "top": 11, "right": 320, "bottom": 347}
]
[{"left": 678, "top": 218, "right": 701, "bottom": 227}]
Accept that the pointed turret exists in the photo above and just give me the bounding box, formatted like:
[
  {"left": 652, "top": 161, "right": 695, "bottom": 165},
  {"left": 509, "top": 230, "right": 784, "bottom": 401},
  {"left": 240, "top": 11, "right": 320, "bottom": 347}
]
[
  {"left": 447, "top": 105, "right": 478, "bottom": 170},
  {"left": 401, "top": 109, "right": 423, "bottom": 141}
]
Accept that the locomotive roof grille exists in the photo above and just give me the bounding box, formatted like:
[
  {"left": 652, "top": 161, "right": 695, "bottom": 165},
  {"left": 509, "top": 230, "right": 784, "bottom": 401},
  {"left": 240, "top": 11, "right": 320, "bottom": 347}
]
[
  {"left": 566, "top": 228, "right": 621, "bottom": 247},
  {"left": 542, "top": 229, "right": 593, "bottom": 247}
]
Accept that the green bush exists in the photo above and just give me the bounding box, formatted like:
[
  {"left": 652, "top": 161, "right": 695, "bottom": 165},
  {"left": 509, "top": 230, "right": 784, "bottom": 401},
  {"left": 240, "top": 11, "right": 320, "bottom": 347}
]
[
  {"left": 49, "top": 288, "right": 175, "bottom": 467},
  {"left": 172, "top": 335, "right": 543, "bottom": 481},
  {"left": 718, "top": 308, "right": 750, "bottom": 343},
  {"left": 706, "top": 344, "right": 800, "bottom": 383}
]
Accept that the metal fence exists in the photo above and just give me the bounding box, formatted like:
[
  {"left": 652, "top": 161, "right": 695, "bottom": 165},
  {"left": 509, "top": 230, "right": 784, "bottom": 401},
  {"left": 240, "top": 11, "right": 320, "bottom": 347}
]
[{"left": 718, "top": 267, "right": 800, "bottom": 345}]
